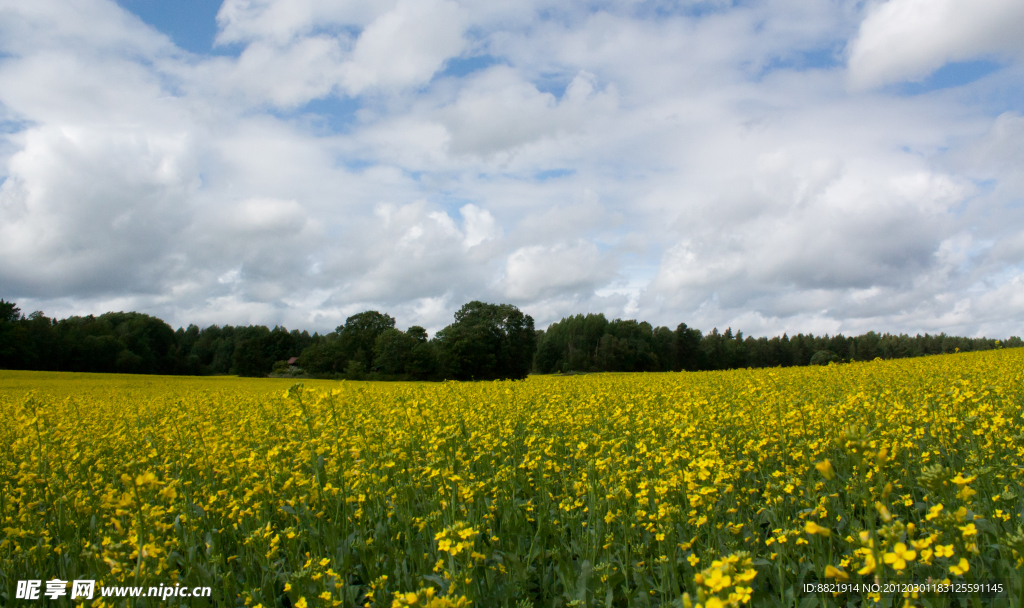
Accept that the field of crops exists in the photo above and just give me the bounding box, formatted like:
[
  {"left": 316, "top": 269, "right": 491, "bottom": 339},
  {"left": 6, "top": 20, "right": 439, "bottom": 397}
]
[{"left": 1, "top": 349, "right": 1023, "bottom": 608}]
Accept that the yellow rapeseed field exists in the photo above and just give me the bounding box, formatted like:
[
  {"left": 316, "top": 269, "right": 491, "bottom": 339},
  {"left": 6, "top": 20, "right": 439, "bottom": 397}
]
[{"left": 1, "top": 349, "right": 1022, "bottom": 607}]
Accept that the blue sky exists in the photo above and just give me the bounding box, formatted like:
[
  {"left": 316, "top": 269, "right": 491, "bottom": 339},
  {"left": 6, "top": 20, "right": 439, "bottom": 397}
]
[
  {"left": 117, "top": 0, "right": 224, "bottom": 54},
  {"left": 1, "top": 0, "right": 1023, "bottom": 337}
]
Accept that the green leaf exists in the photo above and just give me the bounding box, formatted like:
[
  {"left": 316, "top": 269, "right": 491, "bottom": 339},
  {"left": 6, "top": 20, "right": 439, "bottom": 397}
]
[{"left": 576, "top": 559, "right": 592, "bottom": 603}]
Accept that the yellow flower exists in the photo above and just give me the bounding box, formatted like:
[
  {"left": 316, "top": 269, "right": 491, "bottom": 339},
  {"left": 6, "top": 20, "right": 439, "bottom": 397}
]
[
  {"left": 702, "top": 568, "right": 732, "bottom": 593},
  {"left": 730, "top": 585, "right": 753, "bottom": 603},
  {"left": 958, "top": 523, "right": 977, "bottom": 538},
  {"left": 815, "top": 460, "right": 835, "bottom": 480},
  {"left": 857, "top": 553, "right": 877, "bottom": 576},
  {"left": 804, "top": 521, "right": 831, "bottom": 537},
  {"left": 949, "top": 558, "right": 970, "bottom": 576},
  {"left": 883, "top": 543, "right": 916, "bottom": 570},
  {"left": 951, "top": 474, "right": 976, "bottom": 486},
  {"left": 4, "top": 337, "right": 1020, "bottom": 608},
  {"left": 294, "top": 599, "right": 308, "bottom": 608},
  {"left": 135, "top": 471, "right": 159, "bottom": 487}
]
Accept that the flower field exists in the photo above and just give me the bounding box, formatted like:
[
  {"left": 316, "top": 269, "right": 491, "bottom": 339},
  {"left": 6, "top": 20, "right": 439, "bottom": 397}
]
[{"left": 1, "top": 349, "right": 1023, "bottom": 607}]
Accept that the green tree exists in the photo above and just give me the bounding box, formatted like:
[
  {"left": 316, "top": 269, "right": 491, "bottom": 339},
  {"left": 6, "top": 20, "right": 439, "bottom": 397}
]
[
  {"left": 810, "top": 350, "right": 840, "bottom": 365},
  {"left": 233, "top": 336, "right": 270, "bottom": 377},
  {"left": 0, "top": 300, "right": 19, "bottom": 324},
  {"left": 0, "top": 300, "right": 22, "bottom": 368},
  {"left": 533, "top": 333, "right": 562, "bottom": 374},
  {"left": 338, "top": 311, "right": 396, "bottom": 372},
  {"left": 374, "top": 328, "right": 419, "bottom": 376},
  {"left": 436, "top": 302, "right": 535, "bottom": 380},
  {"left": 595, "top": 319, "right": 659, "bottom": 372},
  {"left": 533, "top": 313, "right": 609, "bottom": 373},
  {"left": 47, "top": 311, "right": 176, "bottom": 374},
  {"left": 295, "top": 340, "right": 347, "bottom": 376},
  {"left": 404, "top": 327, "right": 438, "bottom": 380},
  {"left": 674, "top": 323, "right": 703, "bottom": 371}
]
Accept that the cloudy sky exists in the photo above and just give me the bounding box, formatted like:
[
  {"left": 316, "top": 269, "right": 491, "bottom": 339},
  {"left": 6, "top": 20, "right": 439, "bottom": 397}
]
[{"left": 1, "top": 0, "right": 1023, "bottom": 337}]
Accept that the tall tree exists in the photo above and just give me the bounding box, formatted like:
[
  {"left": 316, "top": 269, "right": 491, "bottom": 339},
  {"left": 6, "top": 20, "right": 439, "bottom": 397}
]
[
  {"left": 0, "top": 300, "right": 22, "bottom": 368},
  {"left": 338, "top": 311, "right": 396, "bottom": 372},
  {"left": 436, "top": 302, "right": 536, "bottom": 380},
  {"left": 233, "top": 336, "right": 270, "bottom": 377},
  {"left": 674, "top": 322, "right": 704, "bottom": 371},
  {"left": 373, "top": 328, "right": 419, "bottom": 376}
]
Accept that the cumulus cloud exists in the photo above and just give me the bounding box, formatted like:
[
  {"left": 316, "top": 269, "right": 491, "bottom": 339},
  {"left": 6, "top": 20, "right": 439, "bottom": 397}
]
[
  {"left": 219, "top": 197, "right": 309, "bottom": 235},
  {"left": 206, "top": 0, "right": 466, "bottom": 107},
  {"left": 341, "top": 0, "right": 466, "bottom": 94},
  {"left": 847, "top": 0, "right": 1024, "bottom": 89},
  {"left": 324, "top": 201, "right": 485, "bottom": 303},
  {"left": 438, "top": 67, "right": 613, "bottom": 157},
  {"left": 502, "top": 241, "right": 614, "bottom": 301},
  {"left": 0, "top": 124, "right": 196, "bottom": 297},
  {"left": 221, "top": 36, "right": 348, "bottom": 107},
  {"left": 460, "top": 204, "right": 502, "bottom": 248},
  {"left": 215, "top": 0, "right": 395, "bottom": 46},
  {"left": 1, "top": 0, "right": 1023, "bottom": 339}
]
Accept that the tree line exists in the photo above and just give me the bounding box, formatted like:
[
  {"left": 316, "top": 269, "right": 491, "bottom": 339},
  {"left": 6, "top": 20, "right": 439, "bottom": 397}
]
[
  {"left": 1, "top": 299, "right": 1019, "bottom": 380},
  {"left": 533, "top": 313, "right": 1021, "bottom": 373},
  {"left": 294, "top": 301, "right": 535, "bottom": 381},
  {"left": 0, "top": 300, "right": 318, "bottom": 376},
  {"left": 0, "top": 300, "right": 535, "bottom": 380}
]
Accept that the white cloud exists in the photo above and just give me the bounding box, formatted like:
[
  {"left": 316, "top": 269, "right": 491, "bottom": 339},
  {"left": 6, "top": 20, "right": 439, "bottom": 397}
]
[
  {"left": 1, "top": 0, "right": 1023, "bottom": 340},
  {"left": 215, "top": 0, "right": 395, "bottom": 46},
  {"left": 0, "top": 124, "right": 196, "bottom": 296},
  {"left": 460, "top": 204, "right": 502, "bottom": 248},
  {"left": 502, "top": 242, "right": 614, "bottom": 301},
  {"left": 226, "top": 37, "right": 347, "bottom": 107},
  {"left": 436, "top": 66, "right": 614, "bottom": 157},
  {"left": 341, "top": 0, "right": 466, "bottom": 94},
  {"left": 0, "top": 0, "right": 173, "bottom": 57},
  {"left": 327, "top": 201, "right": 484, "bottom": 303},
  {"left": 847, "top": 0, "right": 1024, "bottom": 89},
  {"left": 205, "top": 0, "right": 466, "bottom": 107},
  {"left": 223, "top": 197, "right": 309, "bottom": 235}
]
